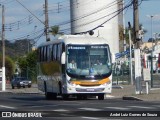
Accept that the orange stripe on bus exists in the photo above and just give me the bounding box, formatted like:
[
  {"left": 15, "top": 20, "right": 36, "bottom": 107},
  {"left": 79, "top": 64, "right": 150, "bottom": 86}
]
[{"left": 71, "top": 78, "right": 110, "bottom": 85}]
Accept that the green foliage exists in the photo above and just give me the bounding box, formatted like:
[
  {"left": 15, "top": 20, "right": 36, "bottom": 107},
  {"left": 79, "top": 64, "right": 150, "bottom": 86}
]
[
  {"left": 0, "top": 39, "right": 31, "bottom": 60},
  {"left": 50, "top": 25, "right": 59, "bottom": 36},
  {"left": 119, "top": 23, "right": 147, "bottom": 44},
  {"left": 0, "top": 55, "right": 15, "bottom": 79},
  {"left": 50, "top": 25, "right": 63, "bottom": 37},
  {"left": 17, "top": 50, "right": 37, "bottom": 82}
]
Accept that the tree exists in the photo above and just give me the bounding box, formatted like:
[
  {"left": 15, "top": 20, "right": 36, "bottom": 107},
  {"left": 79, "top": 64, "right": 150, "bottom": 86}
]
[
  {"left": 119, "top": 24, "right": 147, "bottom": 49},
  {"left": 50, "top": 25, "right": 63, "bottom": 37},
  {"left": 26, "top": 50, "right": 37, "bottom": 82},
  {"left": 17, "top": 50, "right": 37, "bottom": 82},
  {"left": 0, "top": 55, "right": 14, "bottom": 80}
]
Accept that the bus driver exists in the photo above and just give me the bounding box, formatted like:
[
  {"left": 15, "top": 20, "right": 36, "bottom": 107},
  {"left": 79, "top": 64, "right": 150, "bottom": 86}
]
[{"left": 68, "top": 59, "right": 77, "bottom": 69}]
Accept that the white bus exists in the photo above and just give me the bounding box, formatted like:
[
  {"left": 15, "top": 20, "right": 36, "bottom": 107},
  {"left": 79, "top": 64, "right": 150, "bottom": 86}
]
[{"left": 37, "top": 35, "right": 112, "bottom": 100}]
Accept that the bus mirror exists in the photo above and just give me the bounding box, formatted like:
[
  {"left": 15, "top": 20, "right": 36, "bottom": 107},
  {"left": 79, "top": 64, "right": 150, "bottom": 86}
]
[
  {"left": 112, "top": 53, "right": 115, "bottom": 63},
  {"left": 61, "top": 52, "right": 65, "bottom": 64}
]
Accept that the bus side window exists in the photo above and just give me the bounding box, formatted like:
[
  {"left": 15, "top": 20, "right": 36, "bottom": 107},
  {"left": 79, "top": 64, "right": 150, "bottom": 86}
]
[
  {"left": 51, "top": 45, "right": 54, "bottom": 61},
  {"left": 57, "top": 43, "right": 62, "bottom": 61},
  {"left": 51, "top": 45, "right": 53, "bottom": 61},
  {"left": 42, "top": 47, "right": 44, "bottom": 62},
  {"left": 38, "top": 48, "right": 41, "bottom": 62},
  {"left": 44, "top": 46, "right": 47, "bottom": 61},
  {"left": 47, "top": 45, "right": 50, "bottom": 61},
  {"left": 54, "top": 45, "right": 57, "bottom": 60}
]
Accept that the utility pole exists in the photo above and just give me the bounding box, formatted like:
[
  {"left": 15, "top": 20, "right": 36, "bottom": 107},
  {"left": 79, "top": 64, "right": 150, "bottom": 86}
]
[
  {"left": 133, "top": 0, "right": 142, "bottom": 94},
  {"left": 123, "top": 0, "right": 126, "bottom": 60},
  {"left": 133, "top": 0, "right": 140, "bottom": 48},
  {"left": 44, "top": 0, "right": 50, "bottom": 41},
  {"left": 1, "top": 5, "right": 6, "bottom": 91}
]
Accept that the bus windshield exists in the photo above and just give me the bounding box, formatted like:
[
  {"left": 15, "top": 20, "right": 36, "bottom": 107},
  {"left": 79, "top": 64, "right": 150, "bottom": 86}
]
[{"left": 66, "top": 44, "right": 112, "bottom": 78}]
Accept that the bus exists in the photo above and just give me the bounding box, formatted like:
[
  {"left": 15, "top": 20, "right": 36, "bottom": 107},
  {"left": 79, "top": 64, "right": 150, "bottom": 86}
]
[{"left": 37, "top": 35, "right": 112, "bottom": 100}]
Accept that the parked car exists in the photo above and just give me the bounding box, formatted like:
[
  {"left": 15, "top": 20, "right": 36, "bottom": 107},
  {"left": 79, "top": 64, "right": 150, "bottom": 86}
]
[{"left": 11, "top": 77, "right": 32, "bottom": 89}]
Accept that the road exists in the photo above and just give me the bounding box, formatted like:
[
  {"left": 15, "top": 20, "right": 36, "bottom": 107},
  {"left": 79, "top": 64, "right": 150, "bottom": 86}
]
[{"left": 0, "top": 92, "right": 160, "bottom": 119}]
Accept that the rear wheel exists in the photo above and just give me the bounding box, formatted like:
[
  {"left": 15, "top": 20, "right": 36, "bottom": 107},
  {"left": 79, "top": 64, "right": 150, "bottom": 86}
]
[
  {"left": 12, "top": 85, "right": 14, "bottom": 89},
  {"left": 44, "top": 83, "right": 51, "bottom": 100},
  {"left": 44, "top": 82, "right": 57, "bottom": 100}
]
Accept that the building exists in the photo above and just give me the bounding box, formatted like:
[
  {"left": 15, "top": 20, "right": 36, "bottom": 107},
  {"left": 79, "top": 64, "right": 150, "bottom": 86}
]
[{"left": 70, "top": 0, "right": 119, "bottom": 54}]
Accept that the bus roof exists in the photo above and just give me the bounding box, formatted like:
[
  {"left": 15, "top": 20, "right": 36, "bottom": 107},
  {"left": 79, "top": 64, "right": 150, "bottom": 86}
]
[{"left": 38, "top": 35, "right": 109, "bottom": 47}]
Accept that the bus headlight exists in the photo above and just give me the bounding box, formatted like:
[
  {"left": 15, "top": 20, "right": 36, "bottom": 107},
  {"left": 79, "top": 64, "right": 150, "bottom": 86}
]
[
  {"left": 67, "top": 80, "right": 76, "bottom": 87},
  {"left": 102, "top": 81, "right": 111, "bottom": 86}
]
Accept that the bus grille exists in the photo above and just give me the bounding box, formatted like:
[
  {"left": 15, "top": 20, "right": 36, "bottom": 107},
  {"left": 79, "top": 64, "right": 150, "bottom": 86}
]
[{"left": 76, "top": 88, "right": 104, "bottom": 92}]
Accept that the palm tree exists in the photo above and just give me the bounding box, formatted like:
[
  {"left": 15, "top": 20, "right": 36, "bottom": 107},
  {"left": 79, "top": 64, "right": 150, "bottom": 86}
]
[
  {"left": 49, "top": 25, "right": 63, "bottom": 37},
  {"left": 119, "top": 24, "right": 147, "bottom": 44}
]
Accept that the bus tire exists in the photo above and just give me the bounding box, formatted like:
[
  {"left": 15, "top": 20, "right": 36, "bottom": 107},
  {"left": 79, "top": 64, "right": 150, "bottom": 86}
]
[
  {"left": 98, "top": 94, "right": 104, "bottom": 100},
  {"left": 52, "top": 93, "right": 57, "bottom": 100},
  {"left": 44, "top": 82, "right": 51, "bottom": 100},
  {"left": 77, "top": 95, "right": 83, "bottom": 100},
  {"left": 59, "top": 82, "right": 62, "bottom": 95},
  {"left": 62, "top": 94, "right": 69, "bottom": 100}
]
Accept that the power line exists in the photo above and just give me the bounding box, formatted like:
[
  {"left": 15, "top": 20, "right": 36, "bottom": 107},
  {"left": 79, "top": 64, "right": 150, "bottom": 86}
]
[
  {"left": 15, "top": 0, "right": 44, "bottom": 25},
  {"left": 62, "top": 0, "right": 134, "bottom": 34}
]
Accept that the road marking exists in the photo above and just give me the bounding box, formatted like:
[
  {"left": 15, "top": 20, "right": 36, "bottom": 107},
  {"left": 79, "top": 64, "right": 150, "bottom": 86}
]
[
  {"left": 128, "top": 106, "right": 155, "bottom": 109},
  {"left": 52, "top": 109, "right": 69, "bottom": 111},
  {"left": 81, "top": 117, "right": 100, "bottom": 120},
  {"left": 79, "top": 108, "right": 102, "bottom": 111},
  {"left": 0, "top": 105, "right": 16, "bottom": 109},
  {"left": 105, "top": 95, "right": 115, "bottom": 98},
  {"left": 152, "top": 105, "right": 160, "bottom": 107},
  {"left": 28, "top": 104, "right": 59, "bottom": 108},
  {"left": 105, "top": 107, "right": 130, "bottom": 110}
]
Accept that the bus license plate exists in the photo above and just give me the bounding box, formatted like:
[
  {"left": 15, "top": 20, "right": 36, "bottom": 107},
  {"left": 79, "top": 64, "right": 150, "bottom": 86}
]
[{"left": 87, "top": 88, "right": 95, "bottom": 92}]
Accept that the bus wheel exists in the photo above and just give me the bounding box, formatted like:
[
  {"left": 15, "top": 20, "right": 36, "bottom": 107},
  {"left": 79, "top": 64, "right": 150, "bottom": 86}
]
[
  {"left": 44, "top": 83, "right": 51, "bottom": 100},
  {"left": 62, "top": 94, "right": 69, "bottom": 100},
  {"left": 12, "top": 85, "right": 14, "bottom": 89},
  {"left": 98, "top": 94, "right": 104, "bottom": 100},
  {"left": 77, "top": 95, "right": 83, "bottom": 100},
  {"left": 52, "top": 93, "right": 57, "bottom": 100},
  {"left": 83, "top": 95, "right": 87, "bottom": 100}
]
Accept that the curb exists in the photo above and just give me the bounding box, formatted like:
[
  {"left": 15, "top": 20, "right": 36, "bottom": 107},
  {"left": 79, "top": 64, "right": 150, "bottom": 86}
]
[
  {"left": 112, "top": 85, "right": 123, "bottom": 89},
  {"left": 122, "top": 96, "right": 143, "bottom": 101}
]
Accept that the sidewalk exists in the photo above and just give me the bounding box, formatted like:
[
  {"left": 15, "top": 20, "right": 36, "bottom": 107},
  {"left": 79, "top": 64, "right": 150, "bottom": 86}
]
[
  {"left": 111, "top": 85, "right": 160, "bottom": 101},
  {"left": 0, "top": 83, "right": 41, "bottom": 94}
]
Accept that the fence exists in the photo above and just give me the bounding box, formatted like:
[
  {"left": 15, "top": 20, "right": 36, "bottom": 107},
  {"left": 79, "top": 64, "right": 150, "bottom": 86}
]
[
  {"left": 112, "top": 58, "right": 160, "bottom": 88},
  {"left": 112, "top": 59, "right": 131, "bottom": 85}
]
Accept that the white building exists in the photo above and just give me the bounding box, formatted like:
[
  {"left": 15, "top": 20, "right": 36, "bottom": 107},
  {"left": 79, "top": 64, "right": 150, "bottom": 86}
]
[{"left": 70, "top": 0, "right": 119, "bottom": 54}]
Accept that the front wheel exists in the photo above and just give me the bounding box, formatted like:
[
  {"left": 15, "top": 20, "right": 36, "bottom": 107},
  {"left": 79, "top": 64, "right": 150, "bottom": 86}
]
[
  {"left": 98, "top": 94, "right": 104, "bottom": 100},
  {"left": 62, "top": 94, "right": 69, "bottom": 100}
]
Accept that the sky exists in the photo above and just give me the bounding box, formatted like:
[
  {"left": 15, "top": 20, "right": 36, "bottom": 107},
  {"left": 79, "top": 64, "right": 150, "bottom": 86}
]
[
  {"left": 0, "top": 0, "right": 70, "bottom": 46},
  {"left": 0, "top": 0, "right": 160, "bottom": 47},
  {"left": 125, "top": 0, "right": 160, "bottom": 41}
]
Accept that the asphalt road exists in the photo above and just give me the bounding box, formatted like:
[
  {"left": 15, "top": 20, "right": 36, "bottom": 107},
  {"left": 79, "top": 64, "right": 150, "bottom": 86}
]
[{"left": 0, "top": 93, "right": 160, "bottom": 120}]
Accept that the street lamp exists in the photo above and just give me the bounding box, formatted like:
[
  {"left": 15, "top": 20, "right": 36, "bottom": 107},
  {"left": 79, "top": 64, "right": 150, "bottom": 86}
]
[
  {"left": 150, "top": 15, "right": 154, "bottom": 88},
  {"left": 27, "top": 35, "right": 30, "bottom": 53},
  {"left": 147, "top": 15, "right": 154, "bottom": 88}
]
